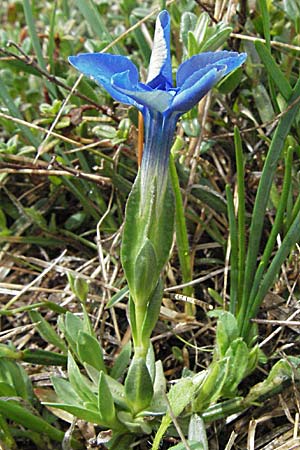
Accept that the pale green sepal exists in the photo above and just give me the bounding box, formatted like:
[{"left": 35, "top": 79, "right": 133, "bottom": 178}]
[
  {"left": 148, "top": 179, "right": 175, "bottom": 271},
  {"left": 121, "top": 173, "right": 152, "bottom": 294},
  {"left": 124, "top": 357, "right": 153, "bottom": 414},
  {"left": 141, "top": 279, "right": 163, "bottom": 346},
  {"left": 128, "top": 296, "right": 137, "bottom": 345},
  {"left": 121, "top": 173, "right": 175, "bottom": 296},
  {"left": 133, "top": 237, "right": 159, "bottom": 305}
]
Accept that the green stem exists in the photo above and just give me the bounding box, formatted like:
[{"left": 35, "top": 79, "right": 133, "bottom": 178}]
[{"left": 134, "top": 304, "right": 148, "bottom": 360}]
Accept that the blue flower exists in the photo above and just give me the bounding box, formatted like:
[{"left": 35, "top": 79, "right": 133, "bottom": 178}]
[{"left": 69, "top": 10, "right": 246, "bottom": 199}]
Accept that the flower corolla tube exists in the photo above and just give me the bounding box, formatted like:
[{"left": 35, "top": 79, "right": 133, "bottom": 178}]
[{"left": 69, "top": 10, "right": 246, "bottom": 199}]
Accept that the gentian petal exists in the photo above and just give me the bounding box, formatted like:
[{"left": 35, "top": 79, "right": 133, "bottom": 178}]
[
  {"left": 112, "top": 71, "right": 173, "bottom": 113},
  {"left": 170, "top": 66, "right": 226, "bottom": 113},
  {"left": 146, "top": 10, "right": 173, "bottom": 89},
  {"left": 176, "top": 51, "right": 247, "bottom": 87},
  {"left": 69, "top": 53, "right": 140, "bottom": 106}
]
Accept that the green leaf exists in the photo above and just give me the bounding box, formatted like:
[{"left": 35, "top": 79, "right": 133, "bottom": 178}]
[
  {"left": 44, "top": 402, "right": 102, "bottom": 425},
  {"left": 152, "top": 377, "right": 196, "bottom": 450},
  {"left": 0, "top": 359, "right": 32, "bottom": 400},
  {"left": 74, "top": 0, "right": 123, "bottom": 54},
  {"left": 209, "top": 311, "right": 239, "bottom": 358},
  {"left": 145, "top": 360, "right": 167, "bottom": 415},
  {"left": 168, "top": 442, "right": 204, "bottom": 450},
  {"left": 218, "top": 67, "right": 244, "bottom": 94},
  {"left": 0, "top": 399, "right": 66, "bottom": 443},
  {"left": 104, "top": 374, "right": 129, "bottom": 411},
  {"left": 188, "top": 31, "right": 199, "bottom": 56},
  {"left": 74, "top": 277, "right": 89, "bottom": 303},
  {"left": 106, "top": 286, "right": 129, "bottom": 309},
  {"left": 0, "top": 77, "right": 39, "bottom": 147},
  {"left": 188, "top": 414, "right": 208, "bottom": 450},
  {"left": 199, "top": 25, "right": 232, "bottom": 52},
  {"left": 51, "top": 376, "right": 82, "bottom": 406},
  {"left": 255, "top": 41, "right": 292, "bottom": 101},
  {"left": 98, "top": 371, "right": 116, "bottom": 425},
  {"left": 110, "top": 341, "right": 132, "bottom": 380},
  {"left": 253, "top": 83, "right": 274, "bottom": 122},
  {"left": 192, "top": 359, "right": 229, "bottom": 412},
  {"left": 129, "top": 15, "right": 151, "bottom": 63},
  {"left": 29, "top": 311, "right": 67, "bottom": 353},
  {"left": 222, "top": 339, "right": 249, "bottom": 396},
  {"left": 125, "top": 357, "right": 153, "bottom": 414},
  {"left": 245, "top": 359, "right": 293, "bottom": 404},
  {"left": 239, "top": 78, "right": 300, "bottom": 340},
  {"left": 22, "top": 0, "right": 56, "bottom": 98},
  {"left": 0, "top": 381, "right": 17, "bottom": 396},
  {"left": 63, "top": 312, "right": 85, "bottom": 353},
  {"left": 180, "top": 12, "right": 197, "bottom": 50},
  {"left": 77, "top": 331, "right": 106, "bottom": 373},
  {"left": 67, "top": 352, "right": 97, "bottom": 404}
]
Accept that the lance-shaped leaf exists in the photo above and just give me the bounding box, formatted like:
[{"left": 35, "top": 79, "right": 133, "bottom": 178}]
[
  {"left": 98, "top": 371, "right": 117, "bottom": 426},
  {"left": 77, "top": 331, "right": 106, "bottom": 373},
  {"left": 221, "top": 338, "right": 249, "bottom": 397},
  {"left": 192, "top": 358, "right": 229, "bottom": 412}
]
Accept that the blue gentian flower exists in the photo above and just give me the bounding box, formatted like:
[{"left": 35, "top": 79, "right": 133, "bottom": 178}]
[{"left": 69, "top": 10, "right": 246, "bottom": 200}]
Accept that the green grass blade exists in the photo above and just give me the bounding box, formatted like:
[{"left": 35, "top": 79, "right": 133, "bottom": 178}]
[
  {"left": 225, "top": 185, "right": 238, "bottom": 315},
  {"left": 245, "top": 146, "right": 293, "bottom": 324},
  {"left": 22, "top": 0, "right": 57, "bottom": 98},
  {"left": 0, "top": 399, "right": 67, "bottom": 443},
  {"left": 0, "top": 78, "right": 39, "bottom": 147},
  {"left": 47, "top": 1, "right": 57, "bottom": 74},
  {"left": 238, "top": 78, "right": 300, "bottom": 333},
  {"left": 255, "top": 41, "right": 292, "bottom": 101},
  {"left": 74, "top": 0, "right": 124, "bottom": 54},
  {"left": 246, "top": 205, "right": 300, "bottom": 333},
  {"left": 258, "top": 0, "right": 271, "bottom": 49},
  {"left": 169, "top": 153, "right": 194, "bottom": 315},
  {"left": 130, "top": 15, "right": 151, "bottom": 64},
  {"left": 234, "top": 127, "right": 246, "bottom": 305}
]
